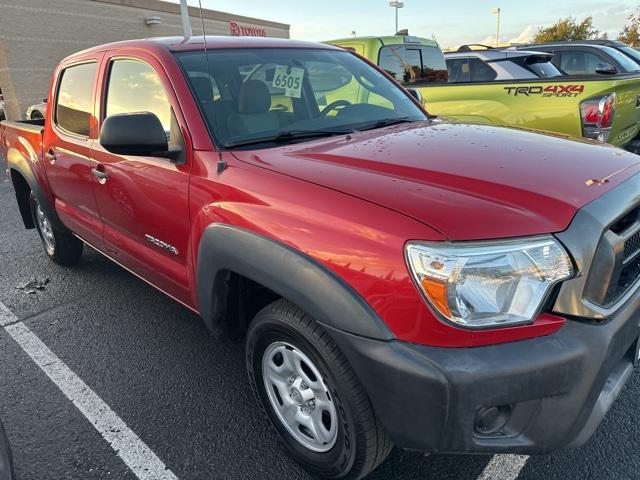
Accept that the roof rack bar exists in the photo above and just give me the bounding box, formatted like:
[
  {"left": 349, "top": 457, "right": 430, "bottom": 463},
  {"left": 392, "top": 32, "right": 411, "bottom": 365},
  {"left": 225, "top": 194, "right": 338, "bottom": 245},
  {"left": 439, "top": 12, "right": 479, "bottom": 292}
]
[{"left": 457, "top": 43, "right": 495, "bottom": 52}]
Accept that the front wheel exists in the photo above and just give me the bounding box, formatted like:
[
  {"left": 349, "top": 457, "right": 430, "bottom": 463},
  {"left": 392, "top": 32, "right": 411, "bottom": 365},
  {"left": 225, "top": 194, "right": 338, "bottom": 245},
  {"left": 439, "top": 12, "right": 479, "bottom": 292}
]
[
  {"left": 246, "top": 299, "right": 392, "bottom": 479},
  {"left": 30, "top": 193, "right": 83, "bottom": 266}
]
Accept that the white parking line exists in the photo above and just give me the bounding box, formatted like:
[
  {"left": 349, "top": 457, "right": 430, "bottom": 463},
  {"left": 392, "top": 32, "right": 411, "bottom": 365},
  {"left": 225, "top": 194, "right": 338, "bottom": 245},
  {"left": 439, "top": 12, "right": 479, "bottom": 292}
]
[
  {"left": 478, "top": 454, "right": 529, "bottom": 480},
  {"left": 0, "top": 301, "right": 179, "bottom": 480},
  {"left": 2, "top": 298, "right": 530, "bottom": 480}
]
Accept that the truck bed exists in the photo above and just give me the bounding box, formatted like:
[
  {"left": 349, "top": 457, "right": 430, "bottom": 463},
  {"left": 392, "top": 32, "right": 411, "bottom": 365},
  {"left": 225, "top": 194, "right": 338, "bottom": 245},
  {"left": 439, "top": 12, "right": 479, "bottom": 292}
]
[
  {"left": 0, "top": 118, "right": 45, "bottom": 163},
  {"left": 422, "top": 74, "right": 640, "bottom": 147}
]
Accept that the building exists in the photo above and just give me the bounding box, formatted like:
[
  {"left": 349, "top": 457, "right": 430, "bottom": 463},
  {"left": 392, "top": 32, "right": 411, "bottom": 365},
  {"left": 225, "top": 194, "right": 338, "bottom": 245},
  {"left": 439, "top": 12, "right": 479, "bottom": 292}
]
[{"left": 0, "top": 0, "right": 290, "bottom": 119}]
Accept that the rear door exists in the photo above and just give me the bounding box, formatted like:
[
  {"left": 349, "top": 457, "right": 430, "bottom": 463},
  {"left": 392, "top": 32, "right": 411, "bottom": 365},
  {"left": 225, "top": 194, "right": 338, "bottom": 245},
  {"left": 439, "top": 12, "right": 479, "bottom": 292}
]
[
  {"left": 43, "top": 57, "right": 104, "bottom": 247},
  {"left": 90, "top": 52, "right": 193, "bottom": 305}
]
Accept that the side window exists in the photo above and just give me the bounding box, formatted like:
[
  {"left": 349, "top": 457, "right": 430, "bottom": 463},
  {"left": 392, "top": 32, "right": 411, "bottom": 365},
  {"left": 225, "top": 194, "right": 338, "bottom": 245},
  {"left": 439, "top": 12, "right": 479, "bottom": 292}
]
[
  {"left": 559, "top": 50, "right": 608, "bottom": 75},
  {"left": 379, "top": 45, "right": 421, "bottom": 85},
  {"left": 446, "top": 58, "right": 471, "bottom": 83},
  {"left": 105, "top": 59, "right": 182, "bottom": 149},
  {"left": 468, "top": 58, "right": 497, "bottom": 82},
  {"left": 379, "top": 45, "right": 408, "bottom": 84},
  {"left": 55, "top": 62, "right": 97, "bottom": 136},
  {"left": 420, "top": 46, "right": 448, "bottom": 83},
  {"left": 379, "top": 45, "right": 448, "bottom": 85}
]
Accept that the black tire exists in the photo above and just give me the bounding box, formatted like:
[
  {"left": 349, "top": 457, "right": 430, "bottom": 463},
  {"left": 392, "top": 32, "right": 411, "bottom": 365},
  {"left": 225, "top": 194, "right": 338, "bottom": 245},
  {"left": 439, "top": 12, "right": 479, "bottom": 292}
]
[
  {"left": 246, "top": 299, "right": 392, "bottom": 479},
  {"left": 30, "top": 110, "right": 44, "bottom": 120},
  {"left": 30, "top": 193, "right": 83, "bottom": 266},
  {"left": 0, "top": 419, "right": 15, "bottom": 480}
]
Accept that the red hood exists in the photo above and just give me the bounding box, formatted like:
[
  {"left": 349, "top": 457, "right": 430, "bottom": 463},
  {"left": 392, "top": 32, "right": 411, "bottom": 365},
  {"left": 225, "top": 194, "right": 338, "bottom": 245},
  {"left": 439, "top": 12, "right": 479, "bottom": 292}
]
[{"left": 233, "top": 122, "right": 640, "bottom": 240}]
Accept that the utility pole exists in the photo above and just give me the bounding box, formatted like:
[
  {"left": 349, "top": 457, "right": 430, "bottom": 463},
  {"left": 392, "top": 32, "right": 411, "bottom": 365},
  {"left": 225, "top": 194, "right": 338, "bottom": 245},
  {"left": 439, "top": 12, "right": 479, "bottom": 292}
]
[
  {"left": 180, "top": 0, "right": 193, "bottom": 38},
  {"left": 490, "top": 7, "right": 501, "bottom": 46},
  {"left": 389, "top": 1, "right": 405, "bottom": 34}
]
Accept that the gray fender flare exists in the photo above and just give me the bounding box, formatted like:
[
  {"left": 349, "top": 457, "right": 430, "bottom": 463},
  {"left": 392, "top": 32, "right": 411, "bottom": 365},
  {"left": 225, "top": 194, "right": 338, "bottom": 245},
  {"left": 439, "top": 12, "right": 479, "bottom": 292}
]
[{"left": 196, "top": 224, "right": 394, "bottom": 340}]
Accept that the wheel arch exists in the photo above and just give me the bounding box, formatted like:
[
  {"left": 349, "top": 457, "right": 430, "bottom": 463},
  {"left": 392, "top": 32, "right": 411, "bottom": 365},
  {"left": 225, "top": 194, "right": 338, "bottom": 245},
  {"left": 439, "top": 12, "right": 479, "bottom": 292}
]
[
  {"left": 196, "top": 224, "right": 394, "bottom": 341},
  {"left": 7, "top": 147, "right": 63, "bottom": 231}
]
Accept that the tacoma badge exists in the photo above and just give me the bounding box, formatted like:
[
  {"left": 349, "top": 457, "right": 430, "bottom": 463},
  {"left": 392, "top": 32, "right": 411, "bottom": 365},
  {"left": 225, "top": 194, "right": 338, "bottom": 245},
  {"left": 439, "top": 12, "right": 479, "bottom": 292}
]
[{"left": 144, "top": 234, "right": 179, "bottom": 255}]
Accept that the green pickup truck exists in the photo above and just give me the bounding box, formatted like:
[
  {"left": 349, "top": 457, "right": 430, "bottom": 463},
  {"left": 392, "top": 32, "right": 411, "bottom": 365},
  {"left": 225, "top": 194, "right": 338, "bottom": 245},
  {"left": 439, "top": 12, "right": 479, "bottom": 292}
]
[{"left": 326, "top": 34, "right": 640, "bottom": 149}]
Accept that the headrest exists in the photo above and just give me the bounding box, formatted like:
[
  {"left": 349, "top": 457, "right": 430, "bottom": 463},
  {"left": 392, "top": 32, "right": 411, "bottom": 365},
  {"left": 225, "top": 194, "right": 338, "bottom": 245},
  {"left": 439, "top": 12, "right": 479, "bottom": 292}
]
[
  {"left": 239, "top": 80, "right": 271, "bottom": 114},
  {"left": 190, "top": 76, "right": 215, "bottom": 101}
]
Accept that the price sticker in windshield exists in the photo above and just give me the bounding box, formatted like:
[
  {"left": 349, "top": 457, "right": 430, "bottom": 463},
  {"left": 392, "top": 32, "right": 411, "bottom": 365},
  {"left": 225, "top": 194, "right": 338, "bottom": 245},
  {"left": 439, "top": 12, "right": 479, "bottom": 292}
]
[{"left": 272, "top": 66, "right": 304, "bottom": 98}]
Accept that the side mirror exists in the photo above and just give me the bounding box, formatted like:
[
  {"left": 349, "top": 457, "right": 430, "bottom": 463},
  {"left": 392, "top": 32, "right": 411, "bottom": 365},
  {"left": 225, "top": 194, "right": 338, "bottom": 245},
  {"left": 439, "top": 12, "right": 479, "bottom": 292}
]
[
  {"left": 100, "top": 112, "right": 178, "bottom": 159},
  {"left": 407, "top": 88, "right": 423, "bottom": 103},
  {"left": 595, "top": 63, "right": 617, "bottom": 75},
  {"left": 42, "top": 98, "right": 48, "bottom": 104}
]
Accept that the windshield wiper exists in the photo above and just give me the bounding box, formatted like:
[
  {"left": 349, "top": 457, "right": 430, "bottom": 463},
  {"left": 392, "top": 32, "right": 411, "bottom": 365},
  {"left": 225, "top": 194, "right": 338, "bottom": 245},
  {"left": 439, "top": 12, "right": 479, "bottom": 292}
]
[
  {"left": 224, "top": 128, "right": 355, "bottom": 148},
  {"left": 357, "top": 117, "right": 418, "bottom": 132}
]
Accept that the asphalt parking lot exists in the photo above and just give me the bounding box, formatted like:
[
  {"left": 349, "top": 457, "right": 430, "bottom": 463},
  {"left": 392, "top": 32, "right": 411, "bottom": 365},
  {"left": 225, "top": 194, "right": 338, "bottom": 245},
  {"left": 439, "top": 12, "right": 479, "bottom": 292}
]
[{"left": 1, "top": 155, "right": 640, "bottom": 480}]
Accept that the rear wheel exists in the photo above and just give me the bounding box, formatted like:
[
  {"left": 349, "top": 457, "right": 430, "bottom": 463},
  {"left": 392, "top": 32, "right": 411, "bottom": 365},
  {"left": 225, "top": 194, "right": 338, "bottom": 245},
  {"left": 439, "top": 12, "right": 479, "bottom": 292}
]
[
  {"left": 30, "top": 193, "right": 83, "bottom": 265},
  {"left": 30, "top": 110, "right": 44, "bottom": 120},
  {"left": 246, "top": 299, "right": 392, "bottom": 479}
]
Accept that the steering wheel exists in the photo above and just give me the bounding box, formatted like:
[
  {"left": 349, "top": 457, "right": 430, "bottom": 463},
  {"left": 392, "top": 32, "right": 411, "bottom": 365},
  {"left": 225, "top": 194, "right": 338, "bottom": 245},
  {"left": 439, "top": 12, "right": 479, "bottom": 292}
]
[{"left": 320, "top": 100, "right": 352, "bottom": 117}]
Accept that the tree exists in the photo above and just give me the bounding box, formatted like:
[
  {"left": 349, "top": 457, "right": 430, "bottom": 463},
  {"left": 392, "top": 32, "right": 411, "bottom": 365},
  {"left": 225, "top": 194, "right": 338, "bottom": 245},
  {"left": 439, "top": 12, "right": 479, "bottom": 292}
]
[
  {"left": 534, "top": 16, "right": 600, "bottom": 43},
  {"left": 619, "top": 10, "right": 640, "bottom": 46}
]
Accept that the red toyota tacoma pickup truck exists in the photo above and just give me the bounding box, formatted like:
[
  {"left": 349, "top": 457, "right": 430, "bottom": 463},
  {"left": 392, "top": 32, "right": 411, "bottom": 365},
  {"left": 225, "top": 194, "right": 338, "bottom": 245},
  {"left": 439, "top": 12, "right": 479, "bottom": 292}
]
[{"left": 2, "top": 36, "right": 640, "bottom": 479}]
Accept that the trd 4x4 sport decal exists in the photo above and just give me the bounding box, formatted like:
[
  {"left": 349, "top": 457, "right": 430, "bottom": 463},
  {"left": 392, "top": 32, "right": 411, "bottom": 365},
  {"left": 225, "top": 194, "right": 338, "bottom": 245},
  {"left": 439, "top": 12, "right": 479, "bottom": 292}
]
[{"left": 504, "top": 85, "right": 585, "bottom": 97}]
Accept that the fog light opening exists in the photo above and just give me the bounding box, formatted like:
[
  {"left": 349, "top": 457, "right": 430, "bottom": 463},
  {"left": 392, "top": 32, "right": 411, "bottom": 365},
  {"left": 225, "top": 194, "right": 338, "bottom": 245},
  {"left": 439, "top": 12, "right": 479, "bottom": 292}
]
[{"left": 475, "top": 405, "right": 512, "bottom": 435}]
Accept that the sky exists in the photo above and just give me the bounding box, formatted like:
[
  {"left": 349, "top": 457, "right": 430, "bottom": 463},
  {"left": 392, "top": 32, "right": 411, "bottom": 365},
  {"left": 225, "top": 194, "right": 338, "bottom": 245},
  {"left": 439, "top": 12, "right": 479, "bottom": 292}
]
[{"left": 177, "top": 0, "right": 640, "bottom": 49}]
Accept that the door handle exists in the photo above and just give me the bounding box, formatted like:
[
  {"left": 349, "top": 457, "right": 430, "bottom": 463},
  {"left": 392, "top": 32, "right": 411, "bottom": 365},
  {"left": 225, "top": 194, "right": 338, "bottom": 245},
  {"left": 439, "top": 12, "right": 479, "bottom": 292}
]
[
  {"left": 45, "top": 150, "right": 56, "bottom": 164},
  {"left": 91, "top": 166, "right": 109, "bottom": 184}
]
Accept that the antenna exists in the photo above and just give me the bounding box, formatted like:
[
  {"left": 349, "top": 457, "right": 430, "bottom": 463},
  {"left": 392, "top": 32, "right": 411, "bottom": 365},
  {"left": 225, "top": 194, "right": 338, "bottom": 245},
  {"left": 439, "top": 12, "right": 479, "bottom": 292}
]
[
  {"left": 197, "top": 0, "right": 226, "bottom": 172},
  {"left": 179, "top": 0, "right": 192, "bottom": 38}
]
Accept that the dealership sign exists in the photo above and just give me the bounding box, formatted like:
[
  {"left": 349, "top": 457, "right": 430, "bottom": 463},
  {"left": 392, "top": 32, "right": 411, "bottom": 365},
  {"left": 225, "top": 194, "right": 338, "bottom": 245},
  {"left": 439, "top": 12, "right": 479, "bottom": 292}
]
[{"left": 229, "top": 21, "right": 267, "bottom": 37}]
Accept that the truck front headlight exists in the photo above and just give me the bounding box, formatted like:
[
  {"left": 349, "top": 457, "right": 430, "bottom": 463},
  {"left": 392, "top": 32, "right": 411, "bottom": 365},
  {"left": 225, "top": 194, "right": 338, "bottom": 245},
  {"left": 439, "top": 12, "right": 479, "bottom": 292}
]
[{"left": 405, "top": 237, "right": 573, "bottom": 329}]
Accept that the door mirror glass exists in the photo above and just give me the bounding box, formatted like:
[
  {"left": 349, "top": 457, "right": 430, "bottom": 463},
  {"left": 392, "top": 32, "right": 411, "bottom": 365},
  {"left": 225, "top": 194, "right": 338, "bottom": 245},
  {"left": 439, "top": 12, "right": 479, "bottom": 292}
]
[
  {"left": 100, "top": 112, "right": 170, "bottom": 157},
  {"left": 595, "top": 63, "right": 617, "bottom": 75}
]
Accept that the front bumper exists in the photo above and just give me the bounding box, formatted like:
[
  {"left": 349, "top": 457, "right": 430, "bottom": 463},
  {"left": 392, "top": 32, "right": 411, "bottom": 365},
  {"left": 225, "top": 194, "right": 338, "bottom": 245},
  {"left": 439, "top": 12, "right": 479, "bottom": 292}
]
[
  {"left": 326, "top": 170, "right": 640, "bottom": 454},
  {"left": 328, "top": 294, "right": 639, "bottom": 453}
]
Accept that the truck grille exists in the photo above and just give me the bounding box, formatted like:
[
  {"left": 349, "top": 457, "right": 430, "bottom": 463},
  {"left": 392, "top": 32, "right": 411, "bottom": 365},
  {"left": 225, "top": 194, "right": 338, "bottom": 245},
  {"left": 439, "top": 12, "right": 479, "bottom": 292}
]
[
  {"left": 624, "top": 231, "right": 640, "bottom": 261},
  {"left": 585, "top": 206, "right": 640, "bottom": 307}
]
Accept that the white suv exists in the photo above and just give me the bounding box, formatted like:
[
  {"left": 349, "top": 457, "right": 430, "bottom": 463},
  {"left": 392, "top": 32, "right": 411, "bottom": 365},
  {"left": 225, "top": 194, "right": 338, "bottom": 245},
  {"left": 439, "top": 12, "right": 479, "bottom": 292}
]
[{"left": 445, "top": 46, "right": 564, "bottom": 83}]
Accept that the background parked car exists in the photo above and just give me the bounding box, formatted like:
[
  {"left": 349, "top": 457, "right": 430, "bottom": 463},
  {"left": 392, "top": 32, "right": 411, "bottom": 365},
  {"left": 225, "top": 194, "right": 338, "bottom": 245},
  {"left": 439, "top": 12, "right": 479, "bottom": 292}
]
[
  {"left": 26, "top": 100, "right": 47, "bottom": 120},
  {"left": 328, "top": 33, "right": 640, "bottom": 149},
  {"left": 446, "top": 46, "right": 564, "bottom": 82},
  {"left": 0, "top": 90, "right": 5, "bottom": 121},
  {"left": 515, "top": 41, "right": 640, "bottom": 76}
]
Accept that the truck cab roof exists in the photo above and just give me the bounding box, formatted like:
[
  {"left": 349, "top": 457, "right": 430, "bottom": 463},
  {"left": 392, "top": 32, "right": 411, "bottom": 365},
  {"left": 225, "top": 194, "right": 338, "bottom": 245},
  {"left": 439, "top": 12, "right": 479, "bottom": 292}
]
[
  {"left": 65, "top": 35, "right": 340, "bottom": 62},
  {"left": 327, "top": 34, "right": 439, "bottom": 49},
  {"left": 445, "top": 49, "right": 553, "bottom": 62}
]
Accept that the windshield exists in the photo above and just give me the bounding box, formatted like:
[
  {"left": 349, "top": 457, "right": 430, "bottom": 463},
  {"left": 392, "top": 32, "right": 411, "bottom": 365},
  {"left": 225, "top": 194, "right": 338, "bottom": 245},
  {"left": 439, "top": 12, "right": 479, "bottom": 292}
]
[
  {"left": 620, "top": 46, "right": 640, "bottom": 66},
  {"left": 176, "top": 48, "right": 426, "bottom": 148}
]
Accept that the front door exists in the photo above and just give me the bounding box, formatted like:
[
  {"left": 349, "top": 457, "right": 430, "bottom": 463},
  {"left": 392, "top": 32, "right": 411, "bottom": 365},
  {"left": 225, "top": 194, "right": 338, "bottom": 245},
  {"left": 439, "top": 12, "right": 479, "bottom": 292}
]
[
  {"left": 43, "top": 59, "right": 103, "bottom": 247},
  {"left": 90, "top": 55, "right": 192, "bottom": 305}
]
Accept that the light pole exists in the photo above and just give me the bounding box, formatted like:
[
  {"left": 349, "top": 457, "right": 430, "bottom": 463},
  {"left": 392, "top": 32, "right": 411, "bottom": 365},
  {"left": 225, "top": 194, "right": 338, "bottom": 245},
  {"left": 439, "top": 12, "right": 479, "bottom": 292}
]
[
  {"left": 389, "top": 1, "right": 404, "bottom": 34},
  {"left": 490, "top": 7, "right": 501, "bottom": 47}
]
